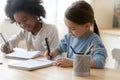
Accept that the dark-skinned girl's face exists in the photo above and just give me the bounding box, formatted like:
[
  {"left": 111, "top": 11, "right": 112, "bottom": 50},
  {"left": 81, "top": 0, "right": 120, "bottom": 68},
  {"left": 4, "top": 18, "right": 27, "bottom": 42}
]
[{"left": 14, "top": 11, "right": 38, "bottom": 32}]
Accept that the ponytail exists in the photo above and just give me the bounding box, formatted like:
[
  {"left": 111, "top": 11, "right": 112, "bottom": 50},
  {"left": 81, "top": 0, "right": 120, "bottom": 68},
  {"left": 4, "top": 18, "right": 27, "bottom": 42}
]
[{"left": 93, "top": 20, "right": 100, "bottom": 37}]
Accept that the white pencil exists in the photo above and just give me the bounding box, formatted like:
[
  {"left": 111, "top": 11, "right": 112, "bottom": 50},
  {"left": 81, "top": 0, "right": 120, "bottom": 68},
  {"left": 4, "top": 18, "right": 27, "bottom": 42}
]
[
  {"left": 0, "top": 33, "right": 7, "bottom": 43},
  {"left": 84, "top": 44, "right": 96, "bottom": 55}
]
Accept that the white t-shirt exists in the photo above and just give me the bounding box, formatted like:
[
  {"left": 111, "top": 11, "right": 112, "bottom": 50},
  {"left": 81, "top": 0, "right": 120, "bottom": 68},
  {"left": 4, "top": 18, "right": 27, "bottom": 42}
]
[{"left": 8, "top": 22, "right": 59, "bottom": 53}]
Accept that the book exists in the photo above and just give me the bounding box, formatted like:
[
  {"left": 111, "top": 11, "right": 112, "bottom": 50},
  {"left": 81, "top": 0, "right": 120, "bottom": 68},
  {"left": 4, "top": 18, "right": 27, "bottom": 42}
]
[
  {"left": 5, "top": 48, "right": 41, "bottom": 60},
  {"left": 8, "top": 58, "right": 54, "bottom": 71}
]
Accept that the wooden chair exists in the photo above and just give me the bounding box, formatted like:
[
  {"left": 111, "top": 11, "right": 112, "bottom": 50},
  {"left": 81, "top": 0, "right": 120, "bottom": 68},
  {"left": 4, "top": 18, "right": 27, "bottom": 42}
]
[{"left": 112, "top": 48, "right": 120, "bottom": 69}]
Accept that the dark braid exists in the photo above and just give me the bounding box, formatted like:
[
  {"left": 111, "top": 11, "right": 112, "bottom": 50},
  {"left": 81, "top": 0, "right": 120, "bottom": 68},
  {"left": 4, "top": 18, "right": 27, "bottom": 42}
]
[{"left": 93, "top": 20, "right": 100, "bottom": 36}]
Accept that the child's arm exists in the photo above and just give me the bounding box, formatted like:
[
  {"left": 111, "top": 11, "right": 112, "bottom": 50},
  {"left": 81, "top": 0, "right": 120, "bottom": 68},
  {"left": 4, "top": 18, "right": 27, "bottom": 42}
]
[{"left": 90, "top": 59, "right": 96, "bottom": 68}]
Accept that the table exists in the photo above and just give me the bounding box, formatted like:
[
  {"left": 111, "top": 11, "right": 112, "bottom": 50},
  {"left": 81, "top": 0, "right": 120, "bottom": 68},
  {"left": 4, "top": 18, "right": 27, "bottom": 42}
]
[{"left": 0, "top": 53, "right": 120, "bottom": 80}]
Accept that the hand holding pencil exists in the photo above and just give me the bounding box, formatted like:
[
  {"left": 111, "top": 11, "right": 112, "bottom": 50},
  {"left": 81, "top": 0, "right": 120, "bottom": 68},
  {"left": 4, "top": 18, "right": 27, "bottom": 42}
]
[
  {"left": 44, "top": 38, "right": 60, "bottom": 60},
  {"left": 1, "top": 42, "right": 11, "bottom": 53},
  {"left": 44, "top": 48, "right": 60, "bottom": 60},
  {"left": 0, "top": 33, "right": 12, "bottom": 53}
]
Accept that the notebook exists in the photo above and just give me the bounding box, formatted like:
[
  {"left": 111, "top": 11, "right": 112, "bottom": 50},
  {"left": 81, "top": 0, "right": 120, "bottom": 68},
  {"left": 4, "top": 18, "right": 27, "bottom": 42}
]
[
  {"left": 8, "top": 58, "right": 54, "bottom": 71},
  {"left": 5, "top": 48, "right": 41, "bottom": 60}
]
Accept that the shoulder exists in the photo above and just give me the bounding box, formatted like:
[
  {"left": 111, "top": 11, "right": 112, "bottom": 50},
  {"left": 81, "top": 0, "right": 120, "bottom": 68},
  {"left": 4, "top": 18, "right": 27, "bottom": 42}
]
[
  {"left": 42, "top": 22, "right": 57, "bottom": 30},
  {"left": 42, "top": 22, "right": 58, "bottom": 35},
  {"left": 89, "top": 31, "right": 100, "bottom": 39},
  {"left": 83, "top": 31, "right": 102, "bottom": 44},
  {"left": 18, "top": 29, "right": 32, "bottom": 38},
  {"left": 88, "top": 32, "right": 104, "bottom": 45}
]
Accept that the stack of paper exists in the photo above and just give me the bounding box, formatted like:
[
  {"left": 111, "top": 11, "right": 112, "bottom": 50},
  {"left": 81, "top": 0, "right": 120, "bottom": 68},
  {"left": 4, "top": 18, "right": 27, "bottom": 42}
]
[
  {"left": 8, "top": 58, "right": 53, "bottom": 71},
  {"left": 5, "top": 48, "right": 41, "bottom": 60}
]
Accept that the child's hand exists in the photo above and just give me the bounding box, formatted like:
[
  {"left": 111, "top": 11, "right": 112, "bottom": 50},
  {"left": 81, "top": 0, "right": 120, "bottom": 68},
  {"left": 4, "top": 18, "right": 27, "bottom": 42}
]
[
  {"left": 56, "top": 58, "right": 73, "bottom": 67},
  {"left": 44, "top": 48, "right": 59, "bottom": 60},
  {"left": 1, "top": 42, "right": 13, "bottom": 54},
  {"left": 44, "top": 51, "right": 52, "bottom": 60}
]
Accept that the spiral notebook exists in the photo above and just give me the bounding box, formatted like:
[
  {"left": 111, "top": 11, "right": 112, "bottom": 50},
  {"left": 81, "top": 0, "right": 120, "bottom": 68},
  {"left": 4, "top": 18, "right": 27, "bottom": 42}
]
[{"left": 8, "top": 58, "right": 54, "bottom": 71}]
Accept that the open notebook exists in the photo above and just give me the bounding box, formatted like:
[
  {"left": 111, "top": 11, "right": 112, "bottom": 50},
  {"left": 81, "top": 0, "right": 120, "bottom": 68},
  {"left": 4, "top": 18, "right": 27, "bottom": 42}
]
[
  {"left": 8, "top": 58, "right": 54, "bottom": 71},
  {"left": 5, "top": 48, "right": 41, "bottom": 60}
]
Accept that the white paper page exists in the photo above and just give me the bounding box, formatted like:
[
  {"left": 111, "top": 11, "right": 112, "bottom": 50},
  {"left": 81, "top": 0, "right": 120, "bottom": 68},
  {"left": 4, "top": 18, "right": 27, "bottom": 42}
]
[
  {"left": 5, "top": 48, "right": 41, "bottom": 59},
  {"left": 8, "top": 59, "right": 53, "bottom": 71}
]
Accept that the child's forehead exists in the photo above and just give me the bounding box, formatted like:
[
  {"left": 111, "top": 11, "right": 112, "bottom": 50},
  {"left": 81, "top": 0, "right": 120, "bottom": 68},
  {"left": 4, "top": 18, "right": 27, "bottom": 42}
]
[{"left": 64, "top": 18, "right": 79, "bottom": 26}]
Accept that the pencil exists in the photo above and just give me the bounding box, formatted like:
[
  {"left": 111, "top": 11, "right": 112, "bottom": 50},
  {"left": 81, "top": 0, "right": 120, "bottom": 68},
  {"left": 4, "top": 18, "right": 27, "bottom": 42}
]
[
  {"left": 45, "top": 38, "right": 50, "bottom": 53},
  {"left": 45, "top": 38, "right": 52, "bottom": 59},
  {"left": 0, "top": 33, "right": 7, "bottom": 43},
  {"left": 70, "top": 46, "right": 76, "bottom": 54},
  {"left": 0, "top": 33, "right": 10, "bottom": 54},
  {"left": 84, "top": 44, "right": 96, "bottom": 55}
]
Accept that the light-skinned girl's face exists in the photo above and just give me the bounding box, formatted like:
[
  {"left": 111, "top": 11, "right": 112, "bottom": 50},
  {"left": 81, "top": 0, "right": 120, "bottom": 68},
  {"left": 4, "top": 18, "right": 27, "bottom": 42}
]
[
  {"left": 13, "top": 11, "right": 37, "bottom": 32},
  {"left": 64, "top": 17, "right": 90, "bottom": 38}
]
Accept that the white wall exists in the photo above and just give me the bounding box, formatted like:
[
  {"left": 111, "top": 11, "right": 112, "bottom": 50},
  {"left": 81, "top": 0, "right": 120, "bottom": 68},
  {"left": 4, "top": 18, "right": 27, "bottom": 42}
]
[
  {"left": 0, "top": 0, "right": 7, "bottom": 22},
  {"left": 91, "top": 0, "right": 114, "bottom": 28}
]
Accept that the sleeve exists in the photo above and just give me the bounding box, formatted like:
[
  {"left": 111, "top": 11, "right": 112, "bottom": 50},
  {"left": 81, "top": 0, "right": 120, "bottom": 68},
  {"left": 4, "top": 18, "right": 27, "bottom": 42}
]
[
  {"left": 8, "top": 30, "right": 25, "bottom": 50},
  {"left": 91, "top": 37, "right": 107, "bottom": 68},
  {"left": 56, "top": 34, "right": 68, "bottom": 54}
]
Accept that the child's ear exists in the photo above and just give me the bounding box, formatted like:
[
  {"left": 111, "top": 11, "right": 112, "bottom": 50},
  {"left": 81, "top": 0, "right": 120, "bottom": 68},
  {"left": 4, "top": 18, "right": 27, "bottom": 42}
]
[{"left": 85, "top": 22, "right": 91, "bottom": 29}]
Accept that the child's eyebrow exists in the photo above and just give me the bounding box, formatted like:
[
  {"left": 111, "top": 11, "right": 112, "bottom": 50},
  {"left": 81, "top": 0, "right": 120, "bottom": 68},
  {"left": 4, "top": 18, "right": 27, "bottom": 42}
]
[{"left": 15, "top": 16, "right": 27, "bottom": 23}]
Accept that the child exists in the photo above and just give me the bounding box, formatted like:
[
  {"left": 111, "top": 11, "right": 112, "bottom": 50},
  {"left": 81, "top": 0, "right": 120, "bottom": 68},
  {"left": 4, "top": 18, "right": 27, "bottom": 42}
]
[
  {"left": 45, "top": 1, "right": 107, "bottom": 68},
  {"left": 1, "top": 0, "right": 59, "bottom": 53}
]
